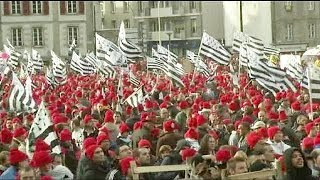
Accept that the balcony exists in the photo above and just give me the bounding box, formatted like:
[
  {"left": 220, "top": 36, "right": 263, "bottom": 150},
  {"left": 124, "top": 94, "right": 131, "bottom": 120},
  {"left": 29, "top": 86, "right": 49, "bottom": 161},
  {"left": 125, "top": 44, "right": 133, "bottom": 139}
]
[
  {"left": 150, "top": 31, "right": 174, "bottom": 41},
  {"left": 150, "top": 7, "right": 173, "bottom": 17},
  {"left": 174, "top": 30, "right": 185, "bottom": 39}
]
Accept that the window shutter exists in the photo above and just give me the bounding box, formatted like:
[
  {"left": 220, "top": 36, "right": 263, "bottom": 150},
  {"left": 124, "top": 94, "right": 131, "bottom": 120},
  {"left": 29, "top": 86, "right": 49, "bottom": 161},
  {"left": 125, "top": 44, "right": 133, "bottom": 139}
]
[
  {"left": 3, "top": 1, "right": 10, "bottom": 15},
  {"left": 43, "top": 1, "right": 49, "bottom": 15},
  {"left": 79, "top": 1, "right": 84, "bottom": 14},
  {"left": 60, "top": 1, "right": 66, "bottom": 15},
  {"left": 23, "top": 1, "right": 30, "bottom": 15}
]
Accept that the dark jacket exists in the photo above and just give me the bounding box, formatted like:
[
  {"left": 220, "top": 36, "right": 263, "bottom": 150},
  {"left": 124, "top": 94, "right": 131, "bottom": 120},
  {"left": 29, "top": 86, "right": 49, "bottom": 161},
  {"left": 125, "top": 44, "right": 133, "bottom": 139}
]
[
  {"left": 283, "top": 147, "right": 317, "bottom": 180},
  {"left": 132, "top": 126, "right": 153, "bottom": 149},
  {"left": 156, "top": 132, "right": 183, "bottom": 158},
  {"left": 155, "top": 151, "right": 183, "bottom": 180},
  {"left": 125, "top": 115, "right": 141, "bottom": 130},
  {"left": 82, "top": 159, "right": 111, "bottom": 180},
  {"left": 61, "top": 140, "right": 79, "bottom": 175},
  {"left": 76, "top": 156, "right": 89, "bottom": 180}
]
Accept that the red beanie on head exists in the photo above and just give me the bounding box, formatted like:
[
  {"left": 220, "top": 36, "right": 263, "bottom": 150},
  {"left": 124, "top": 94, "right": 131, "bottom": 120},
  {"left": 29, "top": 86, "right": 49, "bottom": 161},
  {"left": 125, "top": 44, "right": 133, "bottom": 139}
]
[
  {"left": 31, "top": 151, "right": 53, "bottom": 168},
  {"left": 185, "top": 128, "right": 199, "bottom": 140},
  {"left": 247, "top": 131, "right": 263, "bottom": 149},
  {"left": 196, "top": 114, "right": 207, "bottom": 126},
  {"left": 181, "top": 148, "right": 197, "bottom": 161},
  {"left": 40, "top": 176, "right": 54, "bottom": 180},
  {"left": 35, "top": 139, "right": 51, "bottom": 152},
  {"left": 305, "top": 122, "right": 315, "bottom": 135},
  {"left": 278, "top": 111, "right": 287, "bottom": 122},
  {"left": 302, "top": 137, "right": 314, "bottom": 150},
  {"left": 9, "top": 148, "right": 28, "bottom": 165},
  {"left": 85, "top": 145, "right": 100, "bottom": 160},
  {"left": 97, "top": 133, "right": 110, "bottom": 145},
  {"left": 267, "top": 126, "right": 281, "bottom": 139},
  {"left": 119, "top": 123, "right": 131, "bottom": 134},
  {"left": 104, "top": 110, "right": 114, "bottom": 123},
  {"left": 60, "top": 129, "right": 72, "bottom": 142},
  {"left": 163, "top": 120, "right": 176, "bottom": 132},
  {"left": 84, "top": 115, "right": 93, "bottom": 125},
  {"left": 216, "top": 149, "right": 232, "bottom": 163},
  {"left": 13, "top": 127, "right": 27, "bottom": 138},
  {"left": 229, "top": 101, "right": 239, "bottom": 111},
  {"left": 242, "top": 116, "right": 254, "bottom": 124},
  {"left": 314, "top": 134, "right": 320, "bottom": 147},
  {"left": 179, "top": 101, "right": 189, "bottom": 110},
  {"left": 291, "top": 101, "right": 301, "bottom": 111},
  {"left": 120, "top": 156, "right": 135, "bottom": 175},
  {"left": 83, "top": 137, "right": 97, "bottom": 150},
  {"left": 0, "top": 128, "right": 13, "bottom": 144},
  {"left": 138, "top": 139, "right": 152, "bottom": 149}
]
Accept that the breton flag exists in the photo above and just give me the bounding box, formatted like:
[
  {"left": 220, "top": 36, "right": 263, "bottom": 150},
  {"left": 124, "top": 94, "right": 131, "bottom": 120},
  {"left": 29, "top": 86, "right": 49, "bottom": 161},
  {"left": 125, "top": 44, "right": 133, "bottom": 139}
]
[
  {"left": 70, "top": 52, "right": 95, "bottom": 75},
  {"left": 186, "top": 50, "right": 211, "bottom": 77},
  {"left": 84, "top": 52, "right": 117, "bottom": 79},
  {"left": 186, "top": 50, "right": 198, "bottom": 64},
  {"left": 150, "top": 49, "right": 167, "bottom": 73},
  {"left": 3, "top": 45, "right": 21, "bottom": 69},
  {"left": 232, "top": 31, "right": 264, "bottom": 59},
  {"left": 118, "top": 21, "right": 143, "bottom": 62},
  {"left": 129, "top": 71, "right": 140, "bottom": 87},
  {"left": 122, "top": 85, "right": 146, "bottom": 107},
  {"left": 146, "top": 55, "right": 163, "bottom": 72},
  {"left": 239, "top": 42, "right": 249, "bottom": 67},
  {"left": 306, "top": 66, "right": 320, "bottom": 102},
  {"left": 26, "top": 51, "right": 34, "bottom": 75},
  {"left": 69, "top": 39, "right": 76, "bottom": 52},
  {"left": 31, "top": 49, "right": 44, "bottom": 72},
  {"left": 26, "top": 101, "right": 61, "bottom": 158},
  {"left": 51, "top": 50, "right": 67, "bottom": 86},
  {"left": 232, "top": 31, "right": 247, "bottom": 53},
  {"left": 96, "top": 33, "right": 126, "bottom": 66},
  {"left": 157, "top": 45, "right": 184, "bottom": 75},
  {"left": 264, "top": 44, "right": 280, "bottom": 57},
  {"left": 286, "top": 58, "right": 304, "bottom": 81},
  {"left": 8, "top": 72, "right": 37, "bottom": 113},
  {"left": 200, "top": 32, "right": 231, "bottom": 65}
]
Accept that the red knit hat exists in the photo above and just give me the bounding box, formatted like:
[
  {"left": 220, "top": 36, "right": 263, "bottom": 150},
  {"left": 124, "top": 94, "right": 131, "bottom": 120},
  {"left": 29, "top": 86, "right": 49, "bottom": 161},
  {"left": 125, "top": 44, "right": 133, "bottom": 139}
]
[
  {"left": 138, "top": 139, "right": 152, "bottom": 149},
  {"left": 242, "top": 116, "right": 254, "bottom": 124},
  {"left": 41, "top": 176, "right": 54, "bottom": 180},
  {"left": 85, "top": 145, "right": 100, "bottom": 160},
  {"left": 305, "top": 122, "right": 315, "bottom": 135},
  {"left": 104, "top": 110, "right": 114, "bottom": 123},
  {"left": 223, "top": 119, "right": 232, "bottom": 125},
  {"left": 0, "top": 128, "right": 13, "bottom": 144},
  {"left": 302, "top": 137, "right": 314, "bottom": 150},
  {"left": 119, "top": 123, "right": 131, "bottom": 134},
  {"left": 13, "top": 127, "right": 27, "bottom": 138},
  {"left": 84, "top": 114, "right": 93, "bottom": 125},
  {"left": 267, "top": 126, "right": 281, "bottom": 139},
  {"left": 185, "top": 128, "right": 199, "bottom": 140},
  {"left": 216, "top": 149, "right": 232, "bottom": 163},
  {"left": 229, "top": 101, "right": 239, "bottom": 111},
  {"left": 60, "top": 129, "right": 72, "bottom": 142},
  {"left": 145, "top": 100, "right": 153, "bottom": 109},
  {"left": 151, "top": 127, "right": 161, "bottom": 138},
  {"left": 53, "top": 114, "right": 68, "bottom": 124},
  {"left": 31, "top": 151, "right": 53, "bottom": 167},
  {"left": 257, "top": 127, "right": 268, "bottom": 139},
  {"left": 268, "top": 111, "right": 279, "bottom": 121},
  {"left": 12, "top": 117, "right": 22, "bottom": 124},
  {"left": 291, "top": 101, "right": 301, "bottom": 111},
  {"left": 179, "top": 101, "right": 189, "bottom": 110},
  {"left": 247, "top": 132, "right": 263, "bottom": 149},
  {"left": 163, "top": 120, "right": 176, "bottom": 132},
  {"left": 278, "top": 111, "right": 287, "bottom": 122},
  {"left": 83, "top": 137, "right": 97, "bottom": 150},
  {"left": 120, "top": 156, "right": 135, "bottom": 175},
  {"left": 97, "top": 133, "right": 110, "bottom": 145},
  {"left": 35, "top": 139, "right": 51, "bottom": 152},
  {"left": 159, "top": 102, "right": 168, "bottom": 109},
  {"left": 182, "top": 148, "right": 197, "bottom": 161},
  {"left": 9, "top": 148, "right": 28, "bottom": 165},
  {"left": 196, "top": 114, "right": 207, "bottom": 126}
]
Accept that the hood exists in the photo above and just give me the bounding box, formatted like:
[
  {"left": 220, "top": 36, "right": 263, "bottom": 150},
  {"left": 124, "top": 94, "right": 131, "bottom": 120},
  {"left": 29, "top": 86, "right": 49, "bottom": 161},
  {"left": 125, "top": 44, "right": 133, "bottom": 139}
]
[{"left": 284, "top": 147, "right": 312, "bottom": 178}]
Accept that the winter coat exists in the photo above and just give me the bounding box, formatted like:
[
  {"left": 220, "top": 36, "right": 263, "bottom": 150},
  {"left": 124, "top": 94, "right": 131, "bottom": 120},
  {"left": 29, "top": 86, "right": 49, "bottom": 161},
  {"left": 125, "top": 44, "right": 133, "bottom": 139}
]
[
  {"left": 156, "top": 132, "right": 183, "bottom": 158},
  {"left": 155, "top": 152, "right": 183, "bottom": 180},
  {"left": 175, "top": 111, "right": 188, "bottom": 133},
  {"left": 125, "top": 115, "right": 140, "bottom": 130},
  {"left": 0, "top": 166, "right": 17, "bottom": 180},
  {"left": 132, "top": 126, "right": 153, "bottom": 149},
  {"left": 283, "top": 147, "right": 317, "bottom": 180},
  {"left": 76, "top": 156, "right": 89, "bottom": 180},
  {"left": 82, "top": 159, "right": 111, "bottom": 180}
]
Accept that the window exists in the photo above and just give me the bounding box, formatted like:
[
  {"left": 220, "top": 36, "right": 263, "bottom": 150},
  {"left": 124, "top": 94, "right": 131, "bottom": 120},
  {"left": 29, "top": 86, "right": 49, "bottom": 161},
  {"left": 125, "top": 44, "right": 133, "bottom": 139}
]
[
  {"left": 11, "top": 28, "right": 23, "bottom": 47},
  {"left": 151, "top": 21, "right": 158, "bottom": 31},
  {"left": 123, "top": 1, "right": 129, "bottom": 13},
  {"left": 164, "top": 1, "right": 169, "bottom": 7},
  {"left": 67, "top": 1, "right": 77, "bottom": 14},
  {"left": 32, "top": 1, "right": 42, "bottom": 14},
  {"left": 111, "top": 1, "right": 115, "bottom": 13},
  {"left": 32, "top": 27, "right": 43, "bottom": 46},
  {"left": 11, "top": 1, "right": 21, "bottom": 14},
  {"left": 191, "top": 19, "right": 197, "bottom": 34},
  {"left": 285, "top": 23, "right": 293, "bottom": 41},
  {"left": 124, "top": 19, "right": 130, "bottom": 28},
  {"left": 138, "top": 22, "right": 143, "bottom": 31},
  {"left": 309, "top": 23, "right": 316, "bottom": 38},
  {"left": 150, "top": 1, "right": 156, "bottom": 8},
  {"left": 308, "top": 1, "right": 314, "bottom": 10},
  {"left": 68, "top": 26, "right": 78, "bottom": 45},
  {"left": 190, "top": 1, "right": 196, "bottom": 10},
  {"left": 111, "top": 20, "right": 116, "bottom": 28},
  {"left": 285, "top": 1, "right": 292, "bottom": 11},
  {"left": 138, "top": 1, "right": 143, "bottom": 13}
]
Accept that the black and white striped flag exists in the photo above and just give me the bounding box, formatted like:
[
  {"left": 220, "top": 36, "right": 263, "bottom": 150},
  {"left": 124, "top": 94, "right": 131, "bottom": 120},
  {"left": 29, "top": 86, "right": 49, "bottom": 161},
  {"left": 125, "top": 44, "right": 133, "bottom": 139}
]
[
  {"left": 239, "top": 42, "right": 249, "bottom": 67},
  {"left": 232, "top": 32, "right": 264, "bottom": 60},
  {"left": 51, "top": 51, "right": 67, "bottom": 86},
  {"left": 150, "top": 49, "right": 167, "bottom": 73},
  {"left": 157, "top": 45, "right": 184, "bottom": 75},
  {"left": 200, "top": 32, "right": 231, "bottom": 65},
  {"left": 264, "top": 44, "right": 280, "bottom": 57},
  {"left": 186, "top": 50, "right": 211, "bottom": 77},
  {"left": 3, "top": 45, "right": 21, "bottom": 69},
  {"left": 305, "top": 66, "right": 320, "bottom": 101},
  {"left": 122, "top": 85, "right": 146, "bottom": 107},
  {"left": 286, "top": 59, "right": 304, "bottom": 81},
  {"left": 96, "top": 33, "right": 126, "bottom": 66},
  {"left": 70, "top": 52, "right": 95, "bottom": 75},
  {"left": 31, "top": 49, "right": 43, "bottom": 72},
  {"left": 118, "top": 21, "right": 143, "bottom": 63},
  {"left": 26, "top": 101, "right": 61, "bottom": 158},
  {"left": 84, "top": 52, "right": 117, "bottom": 79},
  {"left": 129, "top": 71, "right": 140, "bottom": 87}
]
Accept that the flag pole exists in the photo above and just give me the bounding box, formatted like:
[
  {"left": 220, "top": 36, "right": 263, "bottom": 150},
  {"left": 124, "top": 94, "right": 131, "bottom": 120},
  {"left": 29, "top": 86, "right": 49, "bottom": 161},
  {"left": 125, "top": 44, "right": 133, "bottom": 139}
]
[
  {"left": 307, "top": 65, "right": 314, "bottom": 121},
  {"left": 158, "top": 1, "right": 161, "bottom": 46},
  {"left": 191, "top": 30, "right": 205, "bottom": 83},
  {"left": 122, "top": 84, "right": 144, "bottom": 104}
]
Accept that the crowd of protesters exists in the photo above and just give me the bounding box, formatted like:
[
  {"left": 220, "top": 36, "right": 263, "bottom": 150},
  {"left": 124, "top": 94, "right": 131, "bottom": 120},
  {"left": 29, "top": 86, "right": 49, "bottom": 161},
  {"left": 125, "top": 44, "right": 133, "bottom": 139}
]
[{"left": 0, "top": 57, "right": 318, "bottom": 180}]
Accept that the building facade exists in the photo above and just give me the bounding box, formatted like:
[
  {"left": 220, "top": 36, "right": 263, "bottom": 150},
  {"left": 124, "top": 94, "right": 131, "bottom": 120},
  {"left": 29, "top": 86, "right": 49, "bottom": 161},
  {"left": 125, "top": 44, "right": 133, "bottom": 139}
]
[
  {"left": 101, "top": 1, "right": 225, "bottom": 57},
  {"left": 271, "top": 1, "right": 317, "bottom": 53},
  {"left": 0, "top": 1, "right": 101, "bottom": 60}
]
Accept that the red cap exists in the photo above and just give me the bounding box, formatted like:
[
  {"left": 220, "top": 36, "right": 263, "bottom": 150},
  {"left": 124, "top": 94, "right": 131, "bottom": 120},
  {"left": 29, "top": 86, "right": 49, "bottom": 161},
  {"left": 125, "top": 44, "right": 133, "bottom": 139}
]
[
  {"left": 97, "top": 133, "right": 110, "bottom": 145},
  {"left": 35, "top": 139, "right": 51, "bottom": 152},
  {"left": 84, "top": 115, "right": 93, "bottom": 125},
  {"left": 120, "top": 156, "right": 135, "bottom": 175},
  {"left": 302, "top": 137, "right": 314, "bottom": 150},
  {"left": 85, "top": 145, "right": 100, "bottom": 160},
  {"left": 60, "top": 129, "right": 72, "bottom": 142},
  {"left": 291, "top": 101, "right": 301, "bottom": 111},
  {"left": 278, "top": 111, "right": 287, "bottom": 122},
  {"left": 242, "top": 116, "right": 254, "bottom": 124},
  {"left": 138, "top": 139, "right": 152, "bottom": 149},
  {"left": 229, "top": 102, "right": 239, "bottom": 111},
  {"left": 163, "top": 120, "right": 176, "bottom": 132},
  {"left": 216, "top": 149, "right": 232, "bottom": 162},
  {"left": 13, "top": 127, "right": 27, "bottom": 138},
  {"left": 267, "top": 126, "right": 281, "bottom": 139},
  {"left": 268, "top": 111, "right": 279, "bottom": 121},
  {"left": 247, "top": 131, "right": 263, "bottom": 149},
  {"left": 9, "top": 148, "right": 28, "bottom": 165},
  {"left": 305, "top": 122, "right": 315, "bottom": 135},
  {"left": 104, "top": 110, "right": 115, "bottom": 123},
  {"left": 31, "top": 151, "right": 53, "bottom": 167},
  {"left": 83, "top": 137, "right": 97, "bottom": 150},
  {"left": 119, "top": 123, "right": 131, "bottom": 134},
  {"left": 181, "top": 148, "right": 197, "bottom": 161},
  {"left": 0, "top": 128, "right": 13, "bottom": 144},
  {"left": 179, "top": 101, "right": 189, "bottom": 110},
  {"left": 185, "top": 128, "right": 199, "bottom": 140},
  {"left": 196, "top": 114, "right": 207, "bottom": 126}
]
